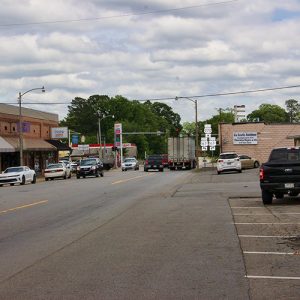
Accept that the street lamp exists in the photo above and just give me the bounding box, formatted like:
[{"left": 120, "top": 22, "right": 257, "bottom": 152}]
[
  {"left": 18, "top": 86, "right": 45, "bottom": 166},
  {"left": 175, "top": 96, "right": 199, "bottom": 170},
  {"left": 97, "top": 111, "right": 114, "bottom": 158}
]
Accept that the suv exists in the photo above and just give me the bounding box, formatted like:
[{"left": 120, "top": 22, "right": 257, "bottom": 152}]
[
  {"left": 217, "top": 152, "right": 242, "bottom": 174},
  {"left": 76, "top": 158, "right": 104, "bottom": 178}
]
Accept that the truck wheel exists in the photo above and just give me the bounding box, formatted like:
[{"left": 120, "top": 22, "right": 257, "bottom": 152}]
[{"left": 262, "top": 190, "right": 273, "bottom": 204}]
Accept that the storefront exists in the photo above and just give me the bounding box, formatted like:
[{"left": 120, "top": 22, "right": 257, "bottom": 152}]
[
  {"left": 0, "top": 137, "right": 57, "bottom": 173},
  {"left": 219, "top": 122, "right": 300, "bottom": 164}
]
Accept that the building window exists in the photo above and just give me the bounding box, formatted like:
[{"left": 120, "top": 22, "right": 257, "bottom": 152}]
[
  {"left": 12, "top": 127, "right": 15, "bottom": 131},
  {"left": 4, "top": 126, "right": 8, "bottom": 130}
]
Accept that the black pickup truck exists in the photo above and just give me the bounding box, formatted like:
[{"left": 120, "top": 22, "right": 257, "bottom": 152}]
[
  {"left": 144, "top": 154, "right": 164, "bottom": 172},
  {"left": 260, "top": 147, "right": 300, "bottom": 204}
]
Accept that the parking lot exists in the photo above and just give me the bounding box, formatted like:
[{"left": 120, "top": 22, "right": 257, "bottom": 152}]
[{"left": 230, "top": 196, "right": 300, "bottom": 299}]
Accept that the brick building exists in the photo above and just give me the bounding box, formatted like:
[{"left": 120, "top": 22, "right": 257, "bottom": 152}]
[
  {"left": 219, "top": 122, "right": 300, "bottom": 164},
  {"left": 0, "top": 103, "right": 66, "bottom": 172}
]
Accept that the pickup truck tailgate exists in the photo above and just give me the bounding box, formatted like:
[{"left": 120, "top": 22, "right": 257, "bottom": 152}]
[{"left": 263, "top": 162, "right": 300, "bottom": 182}]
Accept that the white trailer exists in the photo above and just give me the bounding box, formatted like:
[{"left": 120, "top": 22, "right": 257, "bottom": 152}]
[{"left": 168, "top": 137, "right": 196, "bottom": 170}]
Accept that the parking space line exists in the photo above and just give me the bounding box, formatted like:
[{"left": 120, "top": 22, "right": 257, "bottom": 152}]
[
  {"left": 239, "top": 235, "right": 298, "bottom": 238},
  {"left": 0, "top": 200, "right": 48, "bottom": 215},
  {"left": 246, "top": 275, "right": 300, "bottom": 280},
  {"left": 234, "top": 222, "right": 300, "bottom": 225},
  {"left": 234, "top": 213, "right": 300, "bottom": 215},
  {"left": 231, "top": 207, "right": 264, "bottom": 209},
  {"left": 234, "top": 213, "right": 271, "bottom": 216},
  {"left": 244, "top": 251, "right": 295, "bottom": 255}
]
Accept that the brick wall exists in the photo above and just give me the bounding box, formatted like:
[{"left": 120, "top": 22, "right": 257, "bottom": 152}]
[
  {"left": 0, "top": 113, "right": 58, "bottom": 139},
  {"left": 219, "top": 123, "right": 300, "bottom": 164}
]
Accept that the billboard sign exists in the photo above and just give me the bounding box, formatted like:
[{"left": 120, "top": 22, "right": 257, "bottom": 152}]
[
  {"left": 233, "top": 132, "right": 258, "bottom": 144},
  {"left": 51, "top": 127, "right": 68, "bottom": 139}
]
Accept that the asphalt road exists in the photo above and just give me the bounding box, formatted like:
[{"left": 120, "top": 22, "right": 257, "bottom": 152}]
[{"left": 0, "top": 167, "right": 298, "bottom": 299}]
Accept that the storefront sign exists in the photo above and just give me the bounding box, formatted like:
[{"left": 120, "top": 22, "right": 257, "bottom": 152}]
[
  {"left": 233, "top": 132, "right": 257, "bottom": 144},
  {"left": 51, "top": 127, "right": 68, "bottom": 139},
  {"left": 78, "top": 144, "right": 89, "bottom": 151},
  {"left": 72, "top": 134, "right": 79, "bottom": 145}
]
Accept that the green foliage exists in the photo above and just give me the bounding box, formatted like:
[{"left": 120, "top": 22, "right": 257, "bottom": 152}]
[
  {"left": 247, "top": 104, "right": 289, "bottom": 123},
  {"left": 285, "top": 99, "right": 300, "bottom": 123},
  {"left": 60, "top": 95, "right": 181, "bottom": 158}
]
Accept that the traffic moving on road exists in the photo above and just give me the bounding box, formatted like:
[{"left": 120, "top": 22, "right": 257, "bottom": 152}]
[{"left": 0, "top": 164, "right": 299, "bottom": 299}]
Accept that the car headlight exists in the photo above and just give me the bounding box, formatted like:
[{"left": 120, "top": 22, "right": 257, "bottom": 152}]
[
  {"left": 77, "top": 166, "right": 80, "bottom": 171},
  {"left": 91, "top": 166, "right": 96, "bottom": 170}
]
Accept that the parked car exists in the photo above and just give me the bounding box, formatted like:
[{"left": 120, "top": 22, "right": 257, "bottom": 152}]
[
  {"left": 122, "top": 157, "right": 139, "bottom": 171},
  {"left": 238, "top": 155, "right": 260, "bottom": 169},
  {"left": 0, "top": 166, "right": 36, "bottom": 186},
  {"left": 260, "top": 147, "right": 300, "bottom": 204},
  {"left": 76, "top": 158, "right": 104, "bottom": 178},
  {"left": 144, "top": 155, "right": 164, "bottom": 172},
  {"left": 44, "top": 163, "right": 71, "bottom": 181},
  {"left": 217, "top": 152, "right": 242, "bottom": 174}
]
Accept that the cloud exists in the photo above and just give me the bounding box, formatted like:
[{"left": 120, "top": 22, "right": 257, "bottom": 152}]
[{"left": 0, "top": 0, "right": 299, "bottom": 123}]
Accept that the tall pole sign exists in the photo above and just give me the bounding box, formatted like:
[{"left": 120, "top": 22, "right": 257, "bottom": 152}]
[{"left": 114, "top": 123, "right": 123, "bottom": 167}]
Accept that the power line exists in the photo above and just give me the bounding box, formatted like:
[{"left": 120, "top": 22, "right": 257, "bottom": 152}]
[
  {"left": 137, "top": 84, "right": 300, "bottom": 101},
  {"left": 0, "top": 0, "right": 239, "bottom": 27},
  {"left": 0, "top": 83, "right": 299, "bottom": 106}
]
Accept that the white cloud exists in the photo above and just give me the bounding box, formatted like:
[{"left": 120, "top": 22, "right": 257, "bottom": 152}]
[{"left": 0, "top": 0, "right": 299, "bottom": 123}]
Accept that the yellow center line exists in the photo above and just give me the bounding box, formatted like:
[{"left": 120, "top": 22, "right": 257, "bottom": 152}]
[
  {"left": 112, "top": 173, "right": 154, "bottom": 185},
  {"left": 0, "top": 200, "right": 48, "bottom": 215}
]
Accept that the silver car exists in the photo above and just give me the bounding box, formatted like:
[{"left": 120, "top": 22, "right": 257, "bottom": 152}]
[{"left": 122, "top": 157, "right": 139, "bottom": 171}]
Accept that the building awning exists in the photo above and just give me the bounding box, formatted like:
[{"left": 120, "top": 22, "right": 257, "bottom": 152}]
[
  {"left": 46, "top": 140, "right": 72, "bottom": 151},
  {"left": 4, "top": 137, "right": 56, "bottom": 151},
  {"left": 0, "top": 136, "right": 15, "bottom": 152}
]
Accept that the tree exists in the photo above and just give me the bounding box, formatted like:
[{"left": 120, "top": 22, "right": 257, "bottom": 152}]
[
  {"left": 247, "top": 104, "right": 289, "bottom": 123},
  {"left": 285, "top": 99, "right": 300, "bottom": 123},
  {"left": 60, "top": 95, "right": 182, "bottom": 157}
]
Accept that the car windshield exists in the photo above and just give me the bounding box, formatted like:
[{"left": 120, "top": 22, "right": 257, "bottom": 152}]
[
  {"left": 124, "top": 158, "right": 135, "bottom": 162},
  {"left": 47, "top": 164, "right": 63, "bottom": 169},
  {"left": 4, "top": 167, "right": 24, "bottom": 173},
  {"left": 80, "top": 159, "right": 97, "bottom": 166},
  {"left": 219, "top": 154, "right": 237, "bottom": 159},
  {"left": 269, "top": 148, "right": 300, "bottom": 161}
]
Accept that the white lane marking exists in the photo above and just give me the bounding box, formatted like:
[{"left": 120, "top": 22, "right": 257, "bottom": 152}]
[
  {"left": 239, "top": 235, "right": 298, "bottom": 238},
  {"left": 246, "top": 275, "right": 300, "bottom": 280},
  {"left": 244, "top": 251, "right": 295, "bottom": 255},
  {"left": 234, "top": 223, "right": 300, "bottom": 225}
]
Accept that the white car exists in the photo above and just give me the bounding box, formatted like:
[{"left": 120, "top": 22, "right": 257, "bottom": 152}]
[
  {"left": 0, "top": 166, "right": 36, "bottom": 186},
  {"left": 217, "top": 152, "right": 242, "bottom": 174},
  {"left": 44, "top": 163, "right": 71, "bottom": 181},
  {"left": 122, "top": 157, "right": 139, "bottom": 171}
]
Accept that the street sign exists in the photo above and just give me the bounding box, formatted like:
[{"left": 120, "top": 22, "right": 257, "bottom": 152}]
[{"left": 78, "top": 144, "right": 89, "bottom": 151}]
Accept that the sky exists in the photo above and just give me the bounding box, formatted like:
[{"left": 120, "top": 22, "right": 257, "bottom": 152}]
[{"left": 0, "top": 0, "right": 300, "bottom": 123}]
